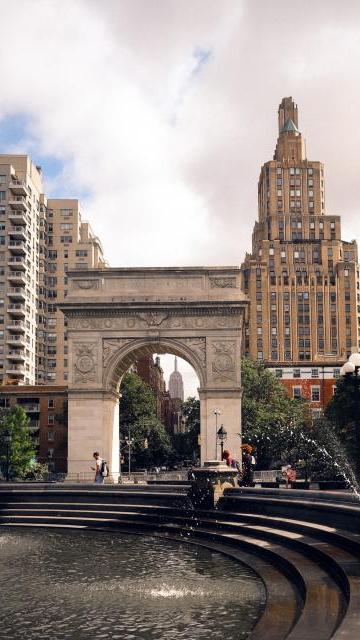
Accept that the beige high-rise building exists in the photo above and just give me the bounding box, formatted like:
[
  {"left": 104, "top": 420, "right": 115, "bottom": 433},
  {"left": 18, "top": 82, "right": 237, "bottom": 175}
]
[
  {"left": 0, "top": 154, "right": 105, "bottom": 387},
  {"left": 241, "top": 98, "right": 360, "bottom": 412},
  {"left": 0, "top": 155, "right": 44, "bottom": 385},
  {"left": 42, "top": 199, "right": 105, "bottom": 384}
]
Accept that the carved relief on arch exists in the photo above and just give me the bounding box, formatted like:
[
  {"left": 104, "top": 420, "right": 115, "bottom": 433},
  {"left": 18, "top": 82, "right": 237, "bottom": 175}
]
[
  {"left": 73, "top": 342, "right": 98, "bottom": 384},
  {"left": 211, "top": 340, "right": 237, "bottom": 383}
]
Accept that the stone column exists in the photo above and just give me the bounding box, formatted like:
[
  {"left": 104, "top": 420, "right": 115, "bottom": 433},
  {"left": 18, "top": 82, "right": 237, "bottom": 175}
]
[
  {"left": 67, "top": 390, "right": 120, "bottom": 483},
  {"left": 199, "top": 387, "right": 242, "bottom": 465}
]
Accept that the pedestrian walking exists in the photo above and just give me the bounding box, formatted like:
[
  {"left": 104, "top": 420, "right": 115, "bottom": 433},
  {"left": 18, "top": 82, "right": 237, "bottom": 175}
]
[{"left": 91, "top": 451, "right": 106, "bottom": 485}]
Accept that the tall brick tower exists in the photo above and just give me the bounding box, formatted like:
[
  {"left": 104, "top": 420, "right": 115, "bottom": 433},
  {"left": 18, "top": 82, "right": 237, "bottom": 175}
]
[{"left": 241, "top": 98, "right": 360, "bottom": 415}]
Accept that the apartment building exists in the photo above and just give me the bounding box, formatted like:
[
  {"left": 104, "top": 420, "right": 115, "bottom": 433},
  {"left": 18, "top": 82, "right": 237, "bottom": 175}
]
[
  {"left": 0, "top": 154, "right": 105, "bottom": 386},
  {"left": 0, "top": 155, "right": 44, "bottom": 385},
  {"left": 43, "top": 199, "right": 105, "bottom": 384},
  {"left": 241, "top": 98, "right": 360, "bottom": 412}
]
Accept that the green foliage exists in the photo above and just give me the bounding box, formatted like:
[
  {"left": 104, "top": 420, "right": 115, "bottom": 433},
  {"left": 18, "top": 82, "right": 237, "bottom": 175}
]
[
  {"left": 120, "top": 373, "right": 172, "bottom": 467},
  {"left": 0, "top": 406, "right": 37, "bottom": 479},
  {"left": 242, "top": 358, "right": 309, "bottom": 468},
  {"left": 171, "top": 397, "right": 200, "bottom": 461},
  {"left": 241, "top": 359, "right": 343, "bottom": 479},
  {"left": 325, "top": 374, "right": 360, "bottom": 477}
]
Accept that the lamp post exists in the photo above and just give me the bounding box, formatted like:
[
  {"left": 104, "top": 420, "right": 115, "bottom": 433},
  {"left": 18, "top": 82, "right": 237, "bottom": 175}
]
[
  {"left": 125, "top": 425, "right": 134, "bottom": 478},
  {"left": 340, "top": 352, "right": 360, "bottom": 478},
  {"left": 3, "top": 430, "right": 12, "bottom": 482},
  {"left": 217, "top": 425, "right": 227, "bottom": 460},
  {"left": 213, "top": 409, "right": 221, "bottom": 459}
]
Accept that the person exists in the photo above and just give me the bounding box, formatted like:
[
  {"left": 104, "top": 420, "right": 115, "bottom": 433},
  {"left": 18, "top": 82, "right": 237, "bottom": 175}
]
[
  {"left": 91, "top": 451, "right": 104, "bottom": 485},
  {"left": 222, "top": 449, "right": 241, "bottom": 473},
  {"left": 240, "top": 445, "right": 254, "bottom": 486},
  {"left": 282, "top": 464, "right": 296, "bottom": 488}
]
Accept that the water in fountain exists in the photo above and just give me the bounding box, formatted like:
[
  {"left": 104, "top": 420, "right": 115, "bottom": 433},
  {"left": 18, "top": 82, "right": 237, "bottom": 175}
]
[
  {"left": 0, "top": 528, "right": 265, "bottom": 640},
  {"left": 275, "top": 421, "right": 360, "bottom": 499}
]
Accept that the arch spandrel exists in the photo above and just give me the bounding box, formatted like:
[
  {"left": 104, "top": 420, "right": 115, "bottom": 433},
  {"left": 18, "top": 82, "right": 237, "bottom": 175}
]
[{"left": 103, "top": 337, "right": 206, "bottom": 393}]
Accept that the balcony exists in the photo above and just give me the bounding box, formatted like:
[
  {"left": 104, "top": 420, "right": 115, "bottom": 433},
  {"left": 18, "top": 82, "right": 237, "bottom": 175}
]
[
  {"left": 5, "top": 364, "right": 25, "bottom": 377},
  {"left": 6, "top": 320, "right": 25, "bottom": 332},
  {"left": 8, "top": 304, "right": 26, "bottom": 317},
  {"left": 9, "top": 180, "right": 27, "bottom": 196},
  {"left": 6, "top": 335, "right": 26, "bottom": 347},
  {"left": 8, "top": 240, "right": 26, "bottom": 255},
  {"left": 8, "top": 257, "right": 26, "bottom": 270},
  {"left": 9, "top": 226, "right": 27, "bottom": 241},
  {"left": 7, "top": 350, "right": 25, "bottom": 362},
  {"left": 8, "top": 210, "right": 27, "bottom": 225},
  {"left": 8, "top": 196, "right": 27, "bottom": 211},
  {"left": 21, "top": 404, "right": 40, "bottom": 413},
  {"left": 7, "top": 287, "right": 26, "bottom": 302},
  {"left": 7, "top": 271, "right": 26, "bottom": 285}
]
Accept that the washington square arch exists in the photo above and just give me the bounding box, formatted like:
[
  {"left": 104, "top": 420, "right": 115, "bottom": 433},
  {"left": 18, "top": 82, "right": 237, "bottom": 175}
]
[{"left": 61, "top": 266, "right": 248, "bottom": 481}]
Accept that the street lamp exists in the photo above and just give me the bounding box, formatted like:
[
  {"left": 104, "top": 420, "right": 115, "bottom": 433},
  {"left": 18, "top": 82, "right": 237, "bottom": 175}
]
[
  {"left": 124, "top": 425, "right": 134, "bottom": 478},
  {"left": 213, "top": 409, "right": 221, "bottom": 459},
  {"left": 217, "top": 425, "right": 227, "bottom": 459},
  {"left": 3, "top": 430, "right": 12, "bottom": 482},
  {"left": 340, "top": 352, "right": 360, "bottom": 477}
]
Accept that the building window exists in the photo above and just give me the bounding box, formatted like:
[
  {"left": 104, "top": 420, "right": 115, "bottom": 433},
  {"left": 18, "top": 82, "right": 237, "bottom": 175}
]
[
  {"left": 60, "top": 236, "right": 72, "bottom": 243},
  {"left": 311, "top": 368, "right": 319, "bottom": 378},
  {"left": 311, "top": 386, "right": 320, "bottom": 402},
  {"left": 293, "top": 369, "right": 301, "bottom": 378},
  {"left": 48, "top": 415, "right": 55, "bottom": 425},
  {"left": 48, "top": 399, "right": 55, "bottom": 409},
  {"left": 48, "top": 431, "right": 55, "bottom": 442},
  {"left": 333, "top": 368, "right": 340, "bottom": 378},
  {"left": 312, "top": 408, "right": 322, "bottom": 420},
  {"left": 275, "top": 369, "right": 283, "bottom": 378},
  {"left": 293, "top": 387, "right": 302, "bottom": 399}
]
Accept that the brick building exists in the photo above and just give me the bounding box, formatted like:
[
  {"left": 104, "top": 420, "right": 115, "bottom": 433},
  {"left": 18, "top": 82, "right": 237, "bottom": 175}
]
[{"left": 0, "top": 385, "right": 68, "bottom": 473}]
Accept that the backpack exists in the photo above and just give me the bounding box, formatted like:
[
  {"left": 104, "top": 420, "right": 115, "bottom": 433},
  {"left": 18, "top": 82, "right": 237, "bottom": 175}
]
[{"left": 100, "top": 460, "right": 108, "bottom": 477}]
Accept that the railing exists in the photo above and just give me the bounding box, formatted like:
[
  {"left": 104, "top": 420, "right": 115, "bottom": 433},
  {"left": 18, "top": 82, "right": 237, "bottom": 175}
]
[
  {"left": 8, "top": 287, "right": 25, "bottom": 295},
  {"left": 8, "top": 271, "right": 26, "bottom": 278},
  {"left": 8, "top": 241, "right": 26, "bottom": 248},
  {"left": 7, "top": 350, "right": 25, "bottom": 357},
  {"left": 21, "top": 404, "right": 40, "bottom": 412},
  {"left": 253, "top": 470, "right": 281, "bottom": 482},
  {"left": 8, "top": 304, "right": 25, "bottom": 311}
]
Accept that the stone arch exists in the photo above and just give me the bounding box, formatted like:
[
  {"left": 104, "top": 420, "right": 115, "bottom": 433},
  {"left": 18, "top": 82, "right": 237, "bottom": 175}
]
[
  {"left": 103, "top": 337, "right": 205, "bottom": 393},
  {"left": 62, "top": 266, "right": 248, "bottom": 481}
]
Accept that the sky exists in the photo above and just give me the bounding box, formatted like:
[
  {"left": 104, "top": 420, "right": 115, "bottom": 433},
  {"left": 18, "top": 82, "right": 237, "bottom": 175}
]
[{"left": 1, "top": 0, "right": 360, "bottom": 396}]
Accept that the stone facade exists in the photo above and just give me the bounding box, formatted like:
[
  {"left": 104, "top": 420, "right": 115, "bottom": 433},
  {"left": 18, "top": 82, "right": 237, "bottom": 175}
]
[
  {"left": 61, "top": 266, "right": 248, "bottom": 480},
  {"left": 241, "top": 97, "right": 360, "bottom": 407}
]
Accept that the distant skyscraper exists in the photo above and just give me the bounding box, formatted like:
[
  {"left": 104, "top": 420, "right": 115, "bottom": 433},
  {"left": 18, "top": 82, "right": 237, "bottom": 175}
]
[{"left": 168, "top": 356, "right": 184, "bottom": 401}]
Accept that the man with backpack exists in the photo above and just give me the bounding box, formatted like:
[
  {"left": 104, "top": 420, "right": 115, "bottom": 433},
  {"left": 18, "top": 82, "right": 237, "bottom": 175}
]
[{"left": 91, "top": 451, "right": 108, "bottom": 484}]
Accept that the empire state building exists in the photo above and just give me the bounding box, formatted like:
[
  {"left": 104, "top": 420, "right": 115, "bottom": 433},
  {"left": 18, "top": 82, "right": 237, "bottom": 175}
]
[{"left": 168, "top": 357, "right": 184, "bottom": 401}]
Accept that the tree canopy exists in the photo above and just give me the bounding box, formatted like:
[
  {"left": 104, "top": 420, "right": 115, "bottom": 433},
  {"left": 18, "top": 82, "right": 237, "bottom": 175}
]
[
  {"left": 0, "top": 406, "right": 37, "bottom": 479},
  {"left": 241, "top": 358, "right": 341, "bottom": 479},
  {"left": 119, "top": 373, "right": 172, "bottom": 468},
  {"left": 171, "top": 397, "right": 200, "bottom": 462},
  {"left": 325, "top": 373, "right": 360, "bottom": 477}
]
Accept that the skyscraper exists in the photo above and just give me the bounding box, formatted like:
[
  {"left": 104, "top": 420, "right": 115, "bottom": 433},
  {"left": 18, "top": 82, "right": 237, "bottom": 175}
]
[
  {"left": 0, "top": 154, "right": 105, "bottom": 386},
  {"left": 168, "top": 356, "right": 184, "bottom": 401},
  {"left": 241, "top": 98, "right": 360, "bottom": 414}
]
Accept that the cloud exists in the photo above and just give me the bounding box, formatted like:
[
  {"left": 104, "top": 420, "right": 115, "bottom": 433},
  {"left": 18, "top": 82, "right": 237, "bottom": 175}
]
[{"left": 0, "top": 0, "right": 360, "bottom": 269}]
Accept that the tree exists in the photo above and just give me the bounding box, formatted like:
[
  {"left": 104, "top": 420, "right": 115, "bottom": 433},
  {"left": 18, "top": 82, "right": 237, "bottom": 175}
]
[
  {"left": 241, "top": 359, "right": 348, "bottom": 480},
  {"left": 0, "top": 406, "right": 37, "bottom": 479},
  {"left": 171, "top": 397, "right": 200, "bottom": 461},
  {"left": 325, "top": 373, "right": 360, "bottom": 478},
  {"left": 119, "top": 373, "right": 173, "bottom": 468},
  {"left": 241, "top": 358, "right": 309, "bottom": 468}
]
